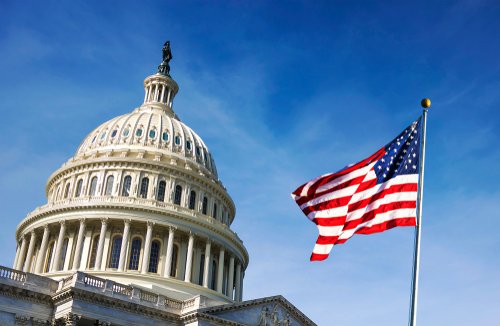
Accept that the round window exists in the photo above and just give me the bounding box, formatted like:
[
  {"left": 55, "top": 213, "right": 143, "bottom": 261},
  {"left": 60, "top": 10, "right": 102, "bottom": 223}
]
[
  {"left": 136, "top": 128, "right": 143, "bottom": 137},
  {"left": 123, "top": 128, "right": 130, "bottom": 137},
  {"left": 149, "top": 129, "right": 156, "bottom": 139},
  {"left": 111, "top": 129, "right": 118, "bottom": 138},
  {"left": 162, "top": 131, "right": 169, "bottom": 142}
]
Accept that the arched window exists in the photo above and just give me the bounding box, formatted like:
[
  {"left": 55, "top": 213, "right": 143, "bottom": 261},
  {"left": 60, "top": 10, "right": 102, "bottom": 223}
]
[
  {"left": 44, "top": 242, "right": 55, "bottom": 273},
  {"left": 55, "top": 186, "right": 61, "bottom": 201},
  {"left": 75, "top": 179, "right": 83, "bottom": 197},
  {"left": 198, "top": 254, "right": 205, "bottom": 285},
  {"left": 189, "top": 190, "right": 196, "bottom": 210},
  {"left": 212, "top": 203, "right": 218, "bottom": 219},
  {"left": 89, "top": 176, "right": 98, "bottom": 196},
  {"left": 174, "top": 185, "right": 182, "bottom": 205},
  {"left": 211, "top": 259, "right": 217, "bottom": 290},
  {"left": 105, "top": 175, "right": 114, "bottom": 195},
  {"left": 88, "top": 235, "right": 100, "bottom": 268},
  {"left": 64, "top": 183, "right": 71, "bottom": 198},
  {"left": 202, "top": 197, "right": 208, "bottom": 215},
  {"left": 157, "top": 180, "right": 166, "bottom": 202},
  {"left": 108, "top": 236, "right": 122, "bottom": 268},
  {"left": 122, "top": 175, "right": 132, "bottom": 197},
  {"left": 59, "top": 238, "right": 69, "bottom": 271},
  {"left": 170, "top": 245, "right": 178, "bottom": 277},
  {"left": 128, "top": 237, "right": 142, "bottom": 270},
  {"left": 139, "top": 177, "right": 149, "bottom": 198},
  {"left": 148, "top": 240, "right": 161, "bottom": 273}
]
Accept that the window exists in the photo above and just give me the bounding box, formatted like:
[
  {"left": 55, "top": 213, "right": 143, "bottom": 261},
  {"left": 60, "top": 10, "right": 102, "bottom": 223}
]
[
  {"left": 189, "top": 190, "right": 196, "bottom": 210},
  {"left": 157, "top": 180, "right": 166, "bottom": 202},
  {"left": 88, "top": 236, "right": 100, "bottom": 268},
  {"left": 59, "top": 238, "right": 69, "bottom": 271},
  {"left": 196, "top": 146, "right": 201, "bottom": 156},
  {"left": 199, "top": 254, "right": 205, "bottom": 285},
  {"left": 170, "top": 245, "right": 178, "bottom": 277},
  {"left": 212, "top": 203, "right": 217, "bottom": 219},
  {"left": 108, "top": 236, "right": 122, "bottom": 269},
  {"left": 64, "top": 183, "right": 71, "bottom": 198},
  {"left": 123, "top": 128, "right": 130, "bottom": 137},
  {"left": 211, "top": 259, "right": 217, "bottom": 290},
  {"left": 202, "top": 197, "right": 208, "bottom": 215},
  {"left": 149, "top": 129, "right": 156, "bottom": 139},
  {"left": 122, "top": 176, "right": 132, "bottom": 197},
  {"left": 136, "top": 128, "right": 143, "bottom": 137},
  {"left": 105, "top": 175, "right": 114, "bottom": 195},
  {"left": 75, "top": 179, "right": 83, "bottom": 197},
  {"left": 89, "top": 177, "right": 98, "bottom": 196},
  {"left": 174, "top": 185, "right": 182, "bottom": 205},
  {"left": 148, "top": 240, "right": 161, "bottom": 273},
  {"left": 139, "top": 177, "right": 149, "bottom": 198},
  {"left": 174, "top": 135, "right": 181, "bottom": 145},
  {"left": 100, "top": 130, "right": 107, "bottom": 140},
  {"left": 162, "top": 131, "right": 169, "bottom": 142},
  {"left": 44, "top": 242, "right": 55, "bottom": 273},
  {"left": 111, "top": 129, "right": 118, "bottom": 138},
  {"left": 128, "top": 237, "right": 142, "bottom": 270},
  {"left": 186, "top": 140, "right": 192, "bottom": 151}
]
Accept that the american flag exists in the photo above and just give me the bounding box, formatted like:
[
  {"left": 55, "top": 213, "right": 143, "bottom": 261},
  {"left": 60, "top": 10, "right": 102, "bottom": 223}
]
[{"left": 292, "top": 117, "right": 422, "bottom": 261}]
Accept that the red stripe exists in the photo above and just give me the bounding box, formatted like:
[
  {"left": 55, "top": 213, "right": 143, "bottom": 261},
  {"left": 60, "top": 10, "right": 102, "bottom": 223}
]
[
  {"left": 343, "top": 201, "right": 416, "bottom": 231},
  {"left": 310, "top": 253, "right": 329, "bottom": 261},
  {"left": 292, "top": 184, "right": 306, "bottom": 197},
  {"left": 295, "top": 175, "right": 365, "bottom": 207},
  {"left": 348, "top": 183, "right": 418, "bottom": 212},
  {"left": 316, "top": 235, "right": 340, "bottom": 245},
  {"left": 313, "top": 216, "right": 346, "bottom": 226},
  {"left": 305, "top": 148, "right": 386, "bottom": 199},
  {"left": 354, "top": 178, "right": 377, "bottom": 193},
  {"left": 354, "top": 217, "right": 416, "bottom": 235},
  {"left": 302, "top": 195, "right": 351, "bottom": 215}
]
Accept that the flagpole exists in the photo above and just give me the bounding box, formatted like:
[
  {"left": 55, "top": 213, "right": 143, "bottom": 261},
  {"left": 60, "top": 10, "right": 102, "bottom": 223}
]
[{"left": 409, "top": 98, "right": 430, "bottom": 326}]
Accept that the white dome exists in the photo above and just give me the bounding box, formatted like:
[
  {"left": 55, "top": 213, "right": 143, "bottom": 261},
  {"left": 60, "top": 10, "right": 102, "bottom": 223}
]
[{"left": 75, "top": 106, "right": 218, "bottom": 178}]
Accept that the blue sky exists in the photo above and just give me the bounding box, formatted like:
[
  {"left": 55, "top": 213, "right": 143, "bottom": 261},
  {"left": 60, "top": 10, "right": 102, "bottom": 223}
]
[{"left": 1, "top": 1, "right": 499, "bottom": 325}]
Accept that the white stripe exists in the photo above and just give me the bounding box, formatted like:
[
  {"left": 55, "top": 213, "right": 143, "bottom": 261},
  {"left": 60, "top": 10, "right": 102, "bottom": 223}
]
[
  {"left": 316, "top": 164, "right": 373, "bottom": 193},
  {"left": 317, "top": 224, "right": 344, "bottom": 236},
  {"left": 338, "top": 208, "right": 416, "bottom": 240},
  {"left": 350, "top": 173, "right": 418, "bottom": 204},
  {"left": 298, "top": 163, "right": 375, "bottom": 209},
  {"left": 312, "top": 243, "right": 333, "bottom": 255},
  {"left": 346, "top": 191, "right": 417, "bottom": 221},
  {"left": 300, "top": 172, "right": 335, "bottom": 197},
  {"left": 308, "top": 206, "right": 348, "bottom": 219}
]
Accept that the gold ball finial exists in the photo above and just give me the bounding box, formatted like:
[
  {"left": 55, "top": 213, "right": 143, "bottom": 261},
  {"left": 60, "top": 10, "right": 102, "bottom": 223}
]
[{"left": 421, "top": 98, "right": 431, "bottom": 108}]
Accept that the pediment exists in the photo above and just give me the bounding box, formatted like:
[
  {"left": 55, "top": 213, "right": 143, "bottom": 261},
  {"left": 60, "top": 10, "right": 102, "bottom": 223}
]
[{"left": 199, "top": 295, "right": 316, "bottom": 326}]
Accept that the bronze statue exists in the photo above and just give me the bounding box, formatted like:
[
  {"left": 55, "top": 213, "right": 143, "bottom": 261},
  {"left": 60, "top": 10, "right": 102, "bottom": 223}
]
[{"left": 158, "top": 41, "right": 173, "bottom": 76}]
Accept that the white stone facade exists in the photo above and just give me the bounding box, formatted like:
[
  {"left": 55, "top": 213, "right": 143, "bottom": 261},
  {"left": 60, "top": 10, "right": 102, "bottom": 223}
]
[{"left": 1, "top": 48, "right": 315, "bottom": 325}]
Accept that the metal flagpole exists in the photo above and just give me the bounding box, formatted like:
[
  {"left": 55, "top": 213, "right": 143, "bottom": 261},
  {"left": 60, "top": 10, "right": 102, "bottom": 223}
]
[{"left": 409, "top": 98, "right": 430, "bottom": 326}]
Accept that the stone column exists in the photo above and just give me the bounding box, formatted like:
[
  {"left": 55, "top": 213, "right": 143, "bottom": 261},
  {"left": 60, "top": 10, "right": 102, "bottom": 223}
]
[
  {"left": 63, "top": 312, "right": 81, "bottom": 326},
  {"left": 184, "top": 233, "right": 194, "bottom": 282},
  {"left": 228, "top": 255, "right": 235, "bottom": 299},
  {"left": 240, "top": 271, "right": 244, "bottom": 301},
  {"left": 95, "top": 218, "right": 108, "bottom": 270},
  {"left": 72, "top": 219, "right": 86, "bottom": 271},
  {"left": 23, "top": 231, "right": 37, "bottom": 272},
  {"left": 15, "top": 236, "right": 28, "bottom": 270},
  {"left": 217, "top": 248, "right": 225, "bottom": 293},
  {"left": 35, "top": 225, "right": 50, "bottom": 274},
  {"left": 235, "top": 262, "right": 242, "bottom": 302},
  {"left": 118, "top": 219, "right": 131, "bottom": 272},
  {"left": 202, "top": 240, "right": 211, "bottom": 287},
  {"left": 141, "top": 222, "right": 154, "bottom": 274},
  {"left": 51, "top": 221, "right": 66, "bottom": 271},
  {"left": 163, "top": 227, "right": 175, "bottom": 277},
  {"left": 13, "top": 243, "right": 20, "bottom": 269}
]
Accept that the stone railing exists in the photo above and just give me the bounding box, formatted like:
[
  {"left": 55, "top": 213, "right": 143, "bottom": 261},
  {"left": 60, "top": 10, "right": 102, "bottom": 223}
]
[{"left": 0, "top": 265, "right": 26, "bottom": 282}]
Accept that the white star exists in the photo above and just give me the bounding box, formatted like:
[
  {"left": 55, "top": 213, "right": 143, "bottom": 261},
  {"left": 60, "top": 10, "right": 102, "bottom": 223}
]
[
  {"left": 413, "top": 165, "right": 417, "bottom": 169},
  {"left": 415, "top": 141, "right": 418, "bottom": 145},
  {"left": 403, "top": 149, "right": 407, "bottom": 153},
  {"left": 378, "top": 165, "right": 382, "bottom": 170},
  {"left": 381, "top": 158, "right": 385, "bottom": 162},
  {"left": 383, "top": 174, "right": 387, "bottom": 178},
  {"left": 409, "top": 159, "right": 412, "bottom": 163},
  {"left": 413, "top": 153, "right": 416, "bottom": 158}
]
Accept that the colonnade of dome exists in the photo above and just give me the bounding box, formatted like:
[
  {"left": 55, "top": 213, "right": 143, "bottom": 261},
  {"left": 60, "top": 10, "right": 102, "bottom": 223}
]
[{"left": 13, "top": 48, "right": 248, "bottom": 304}]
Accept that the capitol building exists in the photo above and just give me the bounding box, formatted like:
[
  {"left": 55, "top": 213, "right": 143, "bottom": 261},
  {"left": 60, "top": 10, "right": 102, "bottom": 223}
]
[{"left": 0, "top": 43, "right": 315, "bottom": 326}]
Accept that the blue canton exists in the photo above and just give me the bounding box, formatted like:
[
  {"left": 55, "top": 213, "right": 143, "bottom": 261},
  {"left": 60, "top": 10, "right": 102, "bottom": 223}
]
[{"left": 374, "top": 117, "right": 421, "bottom": 184}]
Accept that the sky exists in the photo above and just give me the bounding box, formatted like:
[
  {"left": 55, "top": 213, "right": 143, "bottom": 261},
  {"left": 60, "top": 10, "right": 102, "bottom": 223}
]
[{"left": 0, "top": 0, "right": 499, "bottom": 325}]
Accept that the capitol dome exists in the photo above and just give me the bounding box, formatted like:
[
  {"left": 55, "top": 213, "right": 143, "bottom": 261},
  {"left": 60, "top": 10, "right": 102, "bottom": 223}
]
[{"left": 12, "top": 43, "right": 248, "bottom": 304}]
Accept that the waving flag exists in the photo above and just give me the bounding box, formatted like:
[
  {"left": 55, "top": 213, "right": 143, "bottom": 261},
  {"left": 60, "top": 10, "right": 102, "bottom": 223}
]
[{"left": 292, "top": 117, "right": 422, "bottom": 261}]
